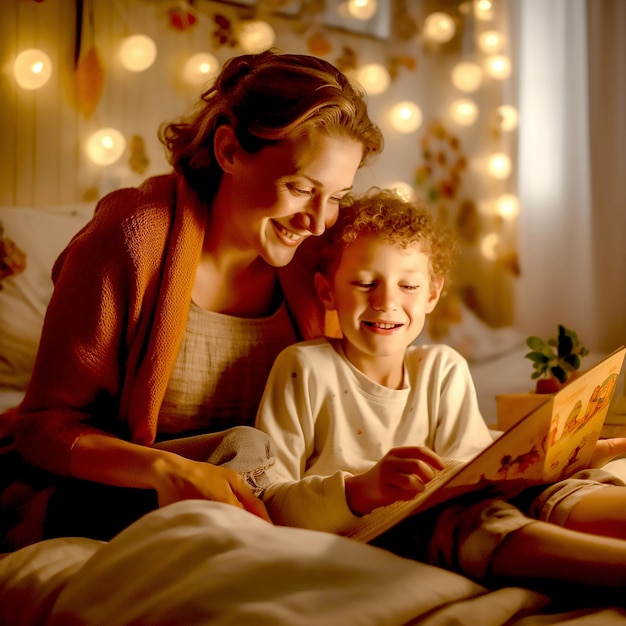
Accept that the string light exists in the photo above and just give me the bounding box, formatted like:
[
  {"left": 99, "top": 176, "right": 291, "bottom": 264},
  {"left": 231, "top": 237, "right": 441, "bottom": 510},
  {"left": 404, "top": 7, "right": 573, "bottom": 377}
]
[
  {"left": 13, "top": 49, "right": 52, "bottom": 90},
  {"left": 119, "top": 35, "right": 157, "bottom": 72},
  {"left": 390, "top": 101, "right": 423, "bottom": 133},
  {"left": 423, "top": 12, "right": 456, "bottom": 44},
  {"left": 487, "top": 152, "right": 512, "bottom": 179},
  {"left": 451, "top": 61, "right": 483, "bottom": 92},
  {"left": 86, "top": 128, "right": 126, "bottom": 166},
  {"left": 474, "top": 0, "right": 494, "bottom": 21},
  {"left": 347, "top": 0, "right": 378, "bottom": 20},
  {"left": 389, "top": 182, "right": 415, "bottom": 201},
  {"left": 478, "top": 30, "right": 504, "bottom": 54},
  {"left": 496, "top": 105, "right": 519, "bottom": 131},
  {"left": 481, "top": 232, "right": 501, "bottom": 260},
  {"left": 495, "top": 194, "right": 520, "bottom": 219},
  {"left": 237, "top": 20, "right": 275, "bottom": 54},
  {"left": 183, "top": 53, "right": 220, "bottom": 87},
  {"left": 485, "top": 55, "right": 512, "bottom": 80},
  {"left": 355, "top": 63, "right": 390, "bottom": 95},
  {"left": 450, "top": 98, "right": 479, "bottom": 126}
]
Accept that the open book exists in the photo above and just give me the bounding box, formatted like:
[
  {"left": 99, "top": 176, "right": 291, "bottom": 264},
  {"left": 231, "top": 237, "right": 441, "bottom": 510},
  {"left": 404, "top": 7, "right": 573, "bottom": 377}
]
[{"left": 345, "top": 346, "right": 626, "bottom": 544}]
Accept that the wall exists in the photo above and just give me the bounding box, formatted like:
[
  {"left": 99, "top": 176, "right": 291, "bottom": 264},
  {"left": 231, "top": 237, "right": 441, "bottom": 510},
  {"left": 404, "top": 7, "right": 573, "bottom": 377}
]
[{"left": 0, "top": 0, "right": 518, "bottom": 325}]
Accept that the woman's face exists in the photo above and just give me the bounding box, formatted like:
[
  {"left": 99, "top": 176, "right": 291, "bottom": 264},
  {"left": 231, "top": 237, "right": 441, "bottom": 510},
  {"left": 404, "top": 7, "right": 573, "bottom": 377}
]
[{"left": 223, "top": 133, "right": 364, "bottom": 267}]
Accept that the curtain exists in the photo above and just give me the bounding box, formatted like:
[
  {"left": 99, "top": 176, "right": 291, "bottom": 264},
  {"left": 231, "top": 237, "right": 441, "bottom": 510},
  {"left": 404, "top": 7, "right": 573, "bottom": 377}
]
[{"left": 514, "top": 0, "right": 626, "bottom": 355}]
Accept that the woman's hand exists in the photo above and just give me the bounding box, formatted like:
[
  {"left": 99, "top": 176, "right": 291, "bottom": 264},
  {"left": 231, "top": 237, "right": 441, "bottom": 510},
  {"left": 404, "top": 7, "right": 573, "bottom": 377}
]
[
  {"left": 588, "top": 437, "right": 626, "bottom": 469},
  {"left": 152, "top": 454, "right": 272, "bottom": 522},
  {"left": 345, "top": 446, "right": 446, "bottom": 517}
]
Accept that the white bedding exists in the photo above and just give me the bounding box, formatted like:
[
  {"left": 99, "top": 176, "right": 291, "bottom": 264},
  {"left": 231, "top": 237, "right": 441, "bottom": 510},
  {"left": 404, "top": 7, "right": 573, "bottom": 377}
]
[{"left": 1, "top": 500, "right": 625, "bottom": 626}]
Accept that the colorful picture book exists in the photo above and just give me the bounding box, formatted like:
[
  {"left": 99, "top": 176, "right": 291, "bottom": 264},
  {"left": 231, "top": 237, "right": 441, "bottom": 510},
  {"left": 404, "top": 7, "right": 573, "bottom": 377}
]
[{"left": 345, "top": 346, "right": 626, "bottom": 543}]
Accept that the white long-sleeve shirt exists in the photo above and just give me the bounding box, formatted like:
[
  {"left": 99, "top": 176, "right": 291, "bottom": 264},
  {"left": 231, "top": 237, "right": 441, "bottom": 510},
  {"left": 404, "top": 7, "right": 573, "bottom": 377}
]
[{"left": 255, "top": 338, "right": 493, "bottom": 534}]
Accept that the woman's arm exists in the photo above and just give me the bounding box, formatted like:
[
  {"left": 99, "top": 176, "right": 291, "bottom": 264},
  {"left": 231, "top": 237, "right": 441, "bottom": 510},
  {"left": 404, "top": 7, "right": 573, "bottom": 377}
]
[{"left": 70, "top": 432, "right": 271, "bottom": 521}]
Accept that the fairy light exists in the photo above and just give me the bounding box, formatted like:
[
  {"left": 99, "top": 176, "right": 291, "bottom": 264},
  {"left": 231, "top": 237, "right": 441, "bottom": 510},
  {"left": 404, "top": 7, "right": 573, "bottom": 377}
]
[
  {"left": 495, "top": 194, "right": 520, "bottom": 219},
  {"left": 119, "top": 35, "right": 157, "bottom": 72},
  {"left": 183, "top": 53, "right": 220, "bottom": 87},
  {"left": 423, "top": 12, "right": 456, "bottom": 44},
  {"left": 390, "top": 101, "right": 423, "bottom": 133},
  {"left": 478, "top": 30, "right": 504, "bottom": 54},
  {"left": 485, "top": 55, "right": 512, "bottom": 80},
  {"left": 13, "top": 49, "right": 52, "bottom": 90},
  {"left": 347, "top": 0, "right": 378, "bottom": 20},
  {"left": 481, "top": 232, "right": 501, "bottom": 260},
  {"left": 497, "top": 105, "right": 519, "bottom": 131},
  {"left": 487, "top": 152, "right": 512, "bottom": 179},
  {"left": 450, "top": 98, "right": 479, "bottom": 126},
  {"left": 389, "top": 182, "right": 415, "bottom": 201},
  {"left": 237, "top": 20, "right": 276, "bottom": 54},
  {"left": 355, "top": 63, "right": 390, "bottom": 95},
  {"left": 86, "top": 128, "right": 126, "bottom": 166},
  {"left": 451, "top": 62, "right": 483, "bottom": 92}
]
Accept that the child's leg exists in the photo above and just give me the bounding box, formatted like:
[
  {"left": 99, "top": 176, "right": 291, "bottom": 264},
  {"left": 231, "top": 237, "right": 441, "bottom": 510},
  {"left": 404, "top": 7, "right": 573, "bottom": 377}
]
[
  {"left": 489, "top": 519, "right": 626, "bottom": 589},
  {"left": 563, "top": 485, "right": 626, "bottom": 539}
]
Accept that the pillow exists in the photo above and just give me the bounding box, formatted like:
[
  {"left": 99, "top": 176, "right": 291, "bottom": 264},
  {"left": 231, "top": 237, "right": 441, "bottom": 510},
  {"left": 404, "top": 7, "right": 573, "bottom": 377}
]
[
  {"left": 0, "top": 206, "right": 94, "bottom": 389},
  {"left": 418, "top": 293, "right": 525, "bottom": 363}
]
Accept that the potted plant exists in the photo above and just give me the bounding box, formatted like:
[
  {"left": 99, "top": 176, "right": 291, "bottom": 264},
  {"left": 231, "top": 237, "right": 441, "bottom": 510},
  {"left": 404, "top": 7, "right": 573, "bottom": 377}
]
[{"left": 525, "top": 324, "right": 590, "bottom": 394}]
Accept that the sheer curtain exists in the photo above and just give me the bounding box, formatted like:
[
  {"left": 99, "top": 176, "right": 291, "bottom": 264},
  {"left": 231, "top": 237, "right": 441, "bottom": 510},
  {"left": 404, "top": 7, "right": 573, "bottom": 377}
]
[{"left": 514, "top": 0, "right": 626, "bottom": 355}]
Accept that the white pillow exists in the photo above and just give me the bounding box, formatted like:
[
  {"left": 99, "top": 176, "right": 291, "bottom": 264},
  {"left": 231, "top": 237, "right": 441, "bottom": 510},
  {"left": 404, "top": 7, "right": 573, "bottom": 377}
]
[{"left": 0, "top": 206, "right": 94, "bottom": 389}]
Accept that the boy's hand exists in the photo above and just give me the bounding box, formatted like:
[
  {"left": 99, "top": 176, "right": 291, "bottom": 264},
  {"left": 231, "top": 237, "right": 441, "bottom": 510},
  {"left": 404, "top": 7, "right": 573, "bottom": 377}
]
[
  {"left": 345, "top": 446, "right": 445, "bottom": 516},
  {"left": 588, "top": 437, "right": 626, "bottom": 468}
]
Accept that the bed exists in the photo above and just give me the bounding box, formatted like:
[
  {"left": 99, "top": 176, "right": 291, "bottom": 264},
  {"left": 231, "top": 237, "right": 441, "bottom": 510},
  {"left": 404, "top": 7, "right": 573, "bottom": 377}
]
[{"left": 1, "top": 204, "right": 626, "bottom": 625}]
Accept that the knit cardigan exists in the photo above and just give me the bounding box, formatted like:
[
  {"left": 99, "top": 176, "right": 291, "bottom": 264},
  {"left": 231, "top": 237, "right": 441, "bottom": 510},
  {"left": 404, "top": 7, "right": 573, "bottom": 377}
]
[{"left": 14, "top": 174, "right": 326, "bottom": 477}]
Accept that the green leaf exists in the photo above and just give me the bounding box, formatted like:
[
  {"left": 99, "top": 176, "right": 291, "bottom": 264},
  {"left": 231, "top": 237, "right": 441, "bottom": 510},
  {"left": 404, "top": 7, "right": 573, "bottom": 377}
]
[
  {"left": 525, "top": 351, "right": 549, "bottom": 364},
  {"left": 526, "top": 336, "right": 546, "bottom": 351}
]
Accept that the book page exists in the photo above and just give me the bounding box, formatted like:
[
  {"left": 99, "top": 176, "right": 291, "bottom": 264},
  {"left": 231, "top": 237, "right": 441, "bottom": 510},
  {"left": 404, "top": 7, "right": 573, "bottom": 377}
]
[{"left": 345, "top": 347, "right": 626, "bottom": 544}]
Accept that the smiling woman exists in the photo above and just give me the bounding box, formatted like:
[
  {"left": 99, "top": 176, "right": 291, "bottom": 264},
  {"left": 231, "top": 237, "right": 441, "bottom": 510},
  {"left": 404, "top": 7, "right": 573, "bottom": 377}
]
[{"left": 2, "top": 49, "right": 383, "bottom": 552}]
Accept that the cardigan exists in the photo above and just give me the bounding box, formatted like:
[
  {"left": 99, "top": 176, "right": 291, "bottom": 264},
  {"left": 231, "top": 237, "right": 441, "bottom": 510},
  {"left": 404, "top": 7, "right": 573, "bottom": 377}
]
[{"left": 14, "top": 173, "right": 326, "bottom": 477}]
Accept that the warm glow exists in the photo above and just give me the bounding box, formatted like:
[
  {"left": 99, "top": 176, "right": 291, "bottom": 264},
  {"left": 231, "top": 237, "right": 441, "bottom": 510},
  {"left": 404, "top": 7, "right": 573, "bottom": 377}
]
[
  {"left": 355, "top": 63, "right": 390, "bottom": 95},
  {"left": 389, "top": 182, "right": 415, "bottom": 201},
  {"left": 497, "top": 105, "right": 519, "bottom": 131},
  {"left": 481, "top": 232, "right": 501, "bottom": 260},
  {"left": 86, "top": 128, "right": 126, "bottom": 166},
  {"left": 347, "top": 0, "right": 378, "bottom": 20},
  {"left": 423, "top": 12, "right": 456, "bottom": 44},
  {"left": 487, "top": 152, "right": 512, "bottom": 179},
  {"left": 485, "top": 55, "right": 512, "bottom": 80},
  {"left": 119, "top": 35, "right": 157, "bottom": 72},
  {"left": 450, "top": 98, "right": 479, "bottom": 126},
  {"left": 390, "top": 101, "right": 423, "bottom": 133},
  {"left": 495, "top": 194, "right": 520, "bottom": 219},
  {"left": 183, "top": 53, "right": 220, "bottom": 87},
  {"left": 474, "top": 0, "right": 494, "bottom": 21},
  {"left": 451, "top": 62, "right": 483, "bottom": 92},
  {"left": 237, "top": 20, "right": 276, "bottom": 54},
  {"left": 478, "top": 30, "right": 504, "bottom": 54},
  {"left": 13, "top": 49, "right": 52, "bottom": 90}
]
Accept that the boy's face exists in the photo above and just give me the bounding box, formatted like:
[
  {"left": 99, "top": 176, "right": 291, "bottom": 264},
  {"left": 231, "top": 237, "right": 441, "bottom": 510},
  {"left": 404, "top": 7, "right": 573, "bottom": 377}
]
[{"left": 316, "top": 233, "right": 443, "bottom": 371}]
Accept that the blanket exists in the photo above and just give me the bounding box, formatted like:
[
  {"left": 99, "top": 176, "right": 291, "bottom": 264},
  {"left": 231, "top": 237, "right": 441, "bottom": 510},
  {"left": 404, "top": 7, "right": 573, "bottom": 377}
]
[{"left": 1, "top": 500, "right": 625, "bottom": 625}]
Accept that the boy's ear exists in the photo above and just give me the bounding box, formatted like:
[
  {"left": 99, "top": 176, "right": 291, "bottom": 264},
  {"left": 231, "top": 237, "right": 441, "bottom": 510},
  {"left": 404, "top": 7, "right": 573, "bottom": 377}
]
[
  {"left": 313, "top": 271, "right": 337, "bottom": 311},
  {"left": 425, "top": 277, "right": 445, "bottom": 314},
  {"left": 213, "top": 125, "right": 240, "bottom": 173}
]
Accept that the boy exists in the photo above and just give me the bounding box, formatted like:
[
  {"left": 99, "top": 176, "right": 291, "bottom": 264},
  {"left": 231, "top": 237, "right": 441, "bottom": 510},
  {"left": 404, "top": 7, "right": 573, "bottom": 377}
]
[{"left": 256, "top": 188, "right": 626, "bottom": 592}]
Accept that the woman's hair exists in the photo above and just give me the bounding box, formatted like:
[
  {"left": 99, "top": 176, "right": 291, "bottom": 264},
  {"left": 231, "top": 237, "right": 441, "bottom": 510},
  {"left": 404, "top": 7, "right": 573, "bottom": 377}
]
[
  {"left": 318, "top": 188, "right": 459, "bottom": 286},
  {"left": 159, "top": 50, "right": 384, "bottom": 199}
]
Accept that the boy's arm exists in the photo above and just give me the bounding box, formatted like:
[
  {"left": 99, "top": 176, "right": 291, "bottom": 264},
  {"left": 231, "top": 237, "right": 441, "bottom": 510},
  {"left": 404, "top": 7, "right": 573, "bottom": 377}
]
[{"left": 255, "top": 347, "right": 361, "bottom": 534}]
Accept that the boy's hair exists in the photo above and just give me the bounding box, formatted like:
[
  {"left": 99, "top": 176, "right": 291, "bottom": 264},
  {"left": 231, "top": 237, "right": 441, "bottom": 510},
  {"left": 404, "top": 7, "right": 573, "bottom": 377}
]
[{"left": 318, "top": 188, "right": 459, "bottom": 286}]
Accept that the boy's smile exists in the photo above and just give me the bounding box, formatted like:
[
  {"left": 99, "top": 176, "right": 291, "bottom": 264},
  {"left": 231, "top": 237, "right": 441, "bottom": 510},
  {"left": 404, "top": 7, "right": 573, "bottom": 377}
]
[{"left": 320, "top": 233, "right": 441, "bottom": 387}]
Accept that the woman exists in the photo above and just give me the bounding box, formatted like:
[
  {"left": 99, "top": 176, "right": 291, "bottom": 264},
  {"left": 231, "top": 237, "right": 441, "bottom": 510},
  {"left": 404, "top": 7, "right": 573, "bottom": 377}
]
[{"left": 3, "top": 50, "right": 383, "bottom": 550}]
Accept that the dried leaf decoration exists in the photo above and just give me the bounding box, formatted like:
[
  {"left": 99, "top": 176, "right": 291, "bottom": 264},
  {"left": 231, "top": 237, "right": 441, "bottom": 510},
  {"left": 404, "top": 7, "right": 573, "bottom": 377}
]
[
  {"left": 129, "top": 134, "right": 149, "bottom": 174},
  {"left": 76, "top": 45, "right": 104, "bottom": 118}
]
